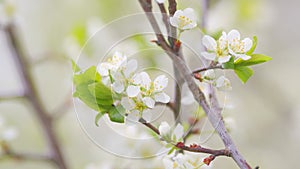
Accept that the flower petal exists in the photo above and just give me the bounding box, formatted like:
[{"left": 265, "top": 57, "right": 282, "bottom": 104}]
[
  {"left": 173, "top": 123, "right": 184, "bottom": 141},
  {"left": 142, "top": 97, "right": 155, "bottom": 108},
  {"left": 142, "top": 109, "right": 152, "bottom": 122},
  {"left": 236, "top": 54, "right": 251, "bottom": 60},
  {"left": 159, "top": 121, "right": 171, "bottom": 136},
  {"left": 215, "top": 76, "right": 232, "bottom": 91},
  {"left": 123, "top": 59, "right": 137, "bottom": 78},
  {"left": 126, "top": 110, "right": 140, "bottom": 123},
  {"left": 112, "top": 81, "right": 124, "bottom": 93},
  {"left": 242, "top": 38, "right": 253, "bottom": 52},
  {"left": 97, "top": 62, "right": 112, "bottom": 76},
  {"left": 202, "top": 35, "right": 217, "bottom": 51},
  {"left": 154, "top": 75, "right": 168, "bottom": 91},
  {"left": 126, "top": 85, "right": 140, "bottom": 97},
  {"left": 139, "top": 72, "right": 151, "bottom": 90},
  {"left": 218, "top": 55, "right": 231, "bottom": 63},
  {"left": 154, "top": 93, "right": 170, "bottom": 103},
  {"left": 201, "top": 52, "right": 216, "bottom": 61},
  {"left": 228, "top": 29, "right": 241, "bottom": 42},
  {"left": 121, "top": 97, "right": 136, "bottom": 110}
]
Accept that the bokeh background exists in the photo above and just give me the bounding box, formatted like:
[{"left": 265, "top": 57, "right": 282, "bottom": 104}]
[{"left": 1, "top": 0, "right": 299, "bottom": 169}]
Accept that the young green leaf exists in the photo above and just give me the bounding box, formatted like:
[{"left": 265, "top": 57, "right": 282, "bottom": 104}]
[
  {"left": 88, "top": 82, "right": 113, "bottom": 111},
  {"left": 108, "top": 106, "right": 124, "bottom": 123},
  {"left": 234, "top": 66, "right": 254, "bottom": 83},
  {"left": 222, "top": 56, "right": 235, "bottom": 69},
  {"left": 72, "top": 60, "right": 81, "bottom": 73},
  {"left": 246, "top": 36, "right": 257, "bottom": 55},
  {"left": 234, "top": 54, "right": 272, "bottom": 67}
]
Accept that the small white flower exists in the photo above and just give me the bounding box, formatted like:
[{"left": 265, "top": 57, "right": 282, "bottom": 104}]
[
  {"left": 158, "top": 121, "right": 184, "bottom": 142},
  {"left": 214, "top": 76, "right": 232, "bottom": 91},
  {"left": 227, "top": 29, "right": 252, "bottom": 60},
  {"left": 163, "top": 154, "right": 202, "bottom": 169},
  {"left": 97, "top": 51, "right": 127, "bottom": 77},
  {"left": 203, "top": 70, "right": 216, "bottom": 80},
  {"left": 128, "top": 72, "right": 170, "bottom": 106},
  {"left": 155, "top": 0, "right": 165, "bottom": 4},
  {"left": 201, "top": 32, "right": 231, "bottom": 64},
  {"left": 170, "top": 8, "right": 197, "bottom": 30}
]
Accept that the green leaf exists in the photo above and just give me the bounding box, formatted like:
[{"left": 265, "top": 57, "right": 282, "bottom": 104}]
[
  {"left": 222, "top": 56, "right": 235, "bottom": 69},
  {"left": 234, "top": 54, "right": 272, "bottom": 67},
  {"left": 234, "top": 66, "right": 254, "bottom": 83},
  {"left": 73, "top": 66, "right": 104, "bottom": 111},
  {"left": 88, "top": 82, "right": 114, "bottom": 111},
  {"left": 108, "top": 106, "right": 124, "bottom": 123},
  {"left": 72, "top": 60, "right": 81, "bottom": 73},
  {"left": 95, "top": 112, "right": 105, "bottom": 126},
  {"left": 246, "top": 36, "right": 257, "bottom": 55},
  {"left": 210, "top": 29, "right": 223, "bottom": 40}
]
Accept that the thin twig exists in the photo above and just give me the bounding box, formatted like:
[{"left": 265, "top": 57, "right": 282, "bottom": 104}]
[
  {"left": 0, "top": 94, "right": 25, "bottom": 101},
  {"left": 138, "top": 1, "right": 252, "bottom": 168},
  {"left": 192, "top": 65, "right": 223, "bottom": 74}
]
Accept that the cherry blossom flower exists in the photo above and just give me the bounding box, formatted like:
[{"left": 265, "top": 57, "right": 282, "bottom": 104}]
[
  {"left": 163, "top": 154, "right": 206, "bottom": 169},
  {"left": 227, "top": 29, "right": 253, "bottom": 60},
  {"left": 127, "top": 72, "right": 170, "bottom": 107},
  {"left": 121, "top": 97, "right": 152, "bottom": 123},
  {"left": 201, "top": 32, "right": 231, "bottom": 64},
  {"left": 170, "top": 8, "right": 197, "bottom": 31}
]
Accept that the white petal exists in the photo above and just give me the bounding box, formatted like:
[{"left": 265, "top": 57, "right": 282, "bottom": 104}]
[
  {"left": 97, "top": 62, "right": 112, "bottom": 76},
  {"left": 173, "top": 123, "right": 184, "bottom": 140},
  {"left": 142, "top": 97, "right": 155, "bottom": 108},
  {"left": 201, "top": 52, "right": 216, "bottom": 61},
  {"left": 242, "top": 38, "right": 253, "bottom": 52},
  {"left": 126, "top": 85, "right": 140, "bottom": 97},
  {"left": 237, "top": 54, "right": 251, "bottom": 60},
  {"left": 154, "top": 75, "right": 168, "bottom": 91},
  {"left": 215, "top": 76, "right": 232, "bottom": 91},
  {"left": 155, "top": 0, "right": 165, "bottom": 3},
  {"left": 123, "top": 59, "right": 137, "bottom": 78},
  {"left": 154, "top": 93, "right": 170, "bottom": 103},
  {"left": 126, "top": 110, "right": 140, "bottom": 123},
  {"left": 218, "top": 55, "right": 231, "bottom": 63},
  {"left": 170, "top": 10, "right": 184, "bottom": 28},
  {"left": 183, "top": 8, "right": 196, "bottom": 21},
  {"left": 159, "top": 121, "right": 171, "bottom": 136},
  {"left": 112, "top": 51, "right": 127, "bottom": 67},
  {"left": 139, "top": 72, "right": 152, "bottom": 90},
  {"left": 142, "top": 109, "right": 152, "bottom": 122},
  {"left": 228, "top": 29, "right": 240, "bottom": 42},
  {"left": 132, "top": 73, "right": 141, "bottom": 85},
  {"left": 121, "top": 97, "right": 136, "bottom": 110},
  {"left": 112, "top": 81, "right": 124, "bottom": 93},
  {"left": 204, "top": 69, "right": 216, "bottom": 80},
  {"left": 202, "top": 35, "right": 217, "bottom": 51}
]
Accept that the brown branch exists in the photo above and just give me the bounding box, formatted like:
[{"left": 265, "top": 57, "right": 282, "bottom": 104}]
[
  {"left": 192, "top": 65, "right": 223, "bottom": 74},
  {"left": 138, "top": 1, "right": 252, "bottom": 169},
  {"left": 139, "top": 118, "right": 230, "bottom": 158},
  {"left": 3, "top": 24, "right": 68, "bottom": 169}
]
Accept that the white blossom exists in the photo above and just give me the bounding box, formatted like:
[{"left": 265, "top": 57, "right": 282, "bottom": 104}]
[
  {"left": 214, "top": 76, "right": 232, "bottom": 91},
  {"left": 201, "top": 29, "right": 253, "bottom": 64},
  {"left": 227, "top": 29, "right": 252, "bottom": 60},
  {"left": 170, "top": 8, "right": 197, "bottom": 30},
  {"left": 163, "top": 154, "right": 203, "bottom": 169}
]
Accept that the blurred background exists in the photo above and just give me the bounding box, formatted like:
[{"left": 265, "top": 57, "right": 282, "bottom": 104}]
[{"left": 0, "top": 0, "right": 299, "bottom": 169}]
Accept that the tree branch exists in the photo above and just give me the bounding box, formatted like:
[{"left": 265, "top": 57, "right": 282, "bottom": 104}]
[
  {"left": 3, "top": 24, "right": 68, "bottom": 169},
  {"left": 138, "top": 1, "right": 252, "bottom": 168},
  {"left": 192, "top": 65, "right": 223, "bottom": 74}
]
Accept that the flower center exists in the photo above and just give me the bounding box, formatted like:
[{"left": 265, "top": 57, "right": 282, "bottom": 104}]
[{"left": 178, "top": 15, "right": 193, "bottom": 28}]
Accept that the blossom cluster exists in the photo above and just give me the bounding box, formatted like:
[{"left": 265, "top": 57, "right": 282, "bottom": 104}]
[
  {"left": 202, "top": 30, "right": 253, "bottom": 64},
  {"left": 97, "top": 52, "right": 170, "bottom": 123}
]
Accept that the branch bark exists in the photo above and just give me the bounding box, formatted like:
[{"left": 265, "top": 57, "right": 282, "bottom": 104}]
[
  {"left": 3, "top": 24, "right": 68, "bottom": 169},
  {"left": 138, "top": 1, "right": 252, "bottom": 168}
]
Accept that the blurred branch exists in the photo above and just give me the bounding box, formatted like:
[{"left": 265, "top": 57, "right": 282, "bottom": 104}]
[
  {"left": 0, "top": 94, "right": 25, "bottom": 102},
  {"left": 201, "top": 0, "right": 209, "bottom": 29},
  {"left": 3, "top": 24, "right": 68, "bottom": 169},
  {"left": 138, "top": 1, "right": 252, "bottom": 168},
  {"left": 51, "top": 94, "right": 72, "bottom": 120}
]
